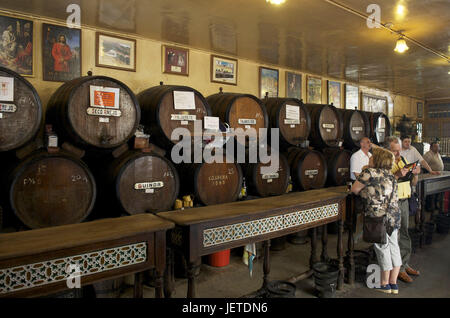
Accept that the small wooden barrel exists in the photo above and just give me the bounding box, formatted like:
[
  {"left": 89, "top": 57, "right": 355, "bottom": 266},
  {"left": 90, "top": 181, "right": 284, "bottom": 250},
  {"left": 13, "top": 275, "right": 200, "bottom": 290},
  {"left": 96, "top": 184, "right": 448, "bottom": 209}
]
[
  {"left": 206, "top": 92, "right": 268, "bottom": 145},
  {"left": 6, "top": 150, "right": 96, "bottom": 229},
  {"left": 243, "top": 152, "right": 290, "bottom": 197},
  {"left": 107, "top": 151, "right": 179, "bottom": 214},
  {"left": 286, "top": 147, "right": 327, "bottom": 191},
  {"left": 178, "top": 160, "right": 243, "bottom": 206},
  {"left": 46, "top": 76, "right": 140, "bottom": 150},
  {"left": 305, "top": 104, "right": 343, "bottom": 149},
  {"left": 322, "top": 148, "right": 351, "bottom": 186},
  {"left": 0, "top": 66, "right": 42, "bottom": 152},
  {"left": 368, "top": 112, "right": 391, "bottom": 145},
  {"left": 137, "top": 85, "right": 212, "bottom": 149},
  {"left": 338, "top": 109, "right": 370, "bottom": 150},
  {"left": 263, "top": 97, "right": 311, "bottom": 148}
]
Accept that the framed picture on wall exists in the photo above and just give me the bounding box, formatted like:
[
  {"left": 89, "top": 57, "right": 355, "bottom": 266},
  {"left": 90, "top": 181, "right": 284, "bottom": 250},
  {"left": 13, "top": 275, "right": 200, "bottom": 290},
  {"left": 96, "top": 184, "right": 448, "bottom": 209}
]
[
  {"left": 0, "top": 15, "right": 33, "bottom": 76},
  {"left": 42, "top": 23, "right": 81, "bottom": 82},
  {"left": 327, "top": 80, "right": 341, "bottom": 107},
  {"left": 96, "top": 32, "right": 136, "bottom": 72},
  {"left": 211, "top": 55, "right": 237, "bottom": 85},
  {"left": 345, "top": 84, "right": 359, "bottom": 110},
  {"left": 361, "top": 93, "right": 388, "bottom": 114},
  {"left": 307, "top": 76, "right": 322, "bottom": 104},
  {"left": 162, "top": 45, "right": 189, "bottom": 76},
  {"left": 417, "top": 102, "right": 423, "bottom": 118},
  {"left": 259, "top": 67, "right": 279, "bottom": 98},
  {"left": 286, "top": 72, "right": 301, "bottom": 99}
]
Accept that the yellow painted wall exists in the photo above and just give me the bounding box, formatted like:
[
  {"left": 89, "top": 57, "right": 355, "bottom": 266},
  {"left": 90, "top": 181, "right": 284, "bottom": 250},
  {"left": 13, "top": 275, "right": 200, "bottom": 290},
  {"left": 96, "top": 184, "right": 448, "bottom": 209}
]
[{"left": 3, "top": 12, "right": 423, "bottom": 127}]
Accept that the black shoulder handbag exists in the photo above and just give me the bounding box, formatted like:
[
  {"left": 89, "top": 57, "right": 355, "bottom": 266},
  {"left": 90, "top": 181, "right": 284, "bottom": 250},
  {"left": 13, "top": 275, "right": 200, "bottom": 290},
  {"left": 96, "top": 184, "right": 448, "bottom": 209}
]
[{"left": 363, "top": 214, "right": 387, "bottom": 244}]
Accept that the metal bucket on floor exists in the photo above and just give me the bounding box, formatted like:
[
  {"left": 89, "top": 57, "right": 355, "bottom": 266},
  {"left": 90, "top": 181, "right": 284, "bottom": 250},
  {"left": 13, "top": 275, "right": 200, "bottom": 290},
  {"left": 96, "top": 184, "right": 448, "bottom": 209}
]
[
  {"left": 312, "top": 262, "right": 339, "bottom": 298},
  {"left": 265, "top": 280, "right": 296, "bottom": 298}
]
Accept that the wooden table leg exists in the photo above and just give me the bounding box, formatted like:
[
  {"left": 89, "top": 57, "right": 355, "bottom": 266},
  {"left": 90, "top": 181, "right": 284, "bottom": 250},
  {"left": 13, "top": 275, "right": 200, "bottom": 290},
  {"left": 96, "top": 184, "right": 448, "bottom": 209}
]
[
  {"left": 309, "top": 227, "right": 318, "bottom": 268},
  {"left": 263, "top": 240, "right": 271, "bottom": 289},
  {"left": 164, "top": 248, "right": 175, "bottom": 298},
  {"left": 321, "top": 225, "right": 329, "bottom": 262},
  {"left": 133, "top": 271, "right": 144, "bottom": 298},
  {"left": 347, "top": 195, "right": 355, "bottom": 285},
  {"left": 337, "top": 219, "right": 344, "bottom": 290},
  {"left": 187, "top": 259, "right": 200, "bottom": 298}
]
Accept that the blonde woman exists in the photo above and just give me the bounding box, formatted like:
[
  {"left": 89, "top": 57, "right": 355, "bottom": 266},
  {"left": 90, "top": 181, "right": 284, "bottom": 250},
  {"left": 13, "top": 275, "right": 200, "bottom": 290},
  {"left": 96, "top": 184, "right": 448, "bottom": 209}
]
[{"left": 351, "top": 147, "right": 401, "bottom": 294}]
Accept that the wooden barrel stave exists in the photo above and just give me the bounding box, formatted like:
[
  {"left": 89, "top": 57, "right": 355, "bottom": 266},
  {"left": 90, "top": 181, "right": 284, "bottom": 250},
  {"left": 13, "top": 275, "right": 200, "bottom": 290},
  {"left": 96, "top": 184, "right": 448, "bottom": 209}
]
[
  {"left": 0, "top": 66, "right": 42, "bottom": 152},
  {"left": 137, "top": 85, "right": 211, "bottom": 150},
  {"left": 286, "top": 147, "right": 327, "bottom": 191},
  {"left": 107, "top": 151, "right": 180, "bottom": 214},
  {"left": 322, "top": 148, "right": 351, "bottom": 186},
  {"left": 46, "top": 76, "right": 140, "bottom": 150},
  {"left": 5, "top": 150, "right": 96, "bottom": 229},
  {"left": 338, "top": 109, "right": 370, "bottom": 150},
  {"left": 305, "top": 104, "right": 343, "bottom": 149},
  {"left": 263, "top": 97, "right": 311, "bottom": 149}
]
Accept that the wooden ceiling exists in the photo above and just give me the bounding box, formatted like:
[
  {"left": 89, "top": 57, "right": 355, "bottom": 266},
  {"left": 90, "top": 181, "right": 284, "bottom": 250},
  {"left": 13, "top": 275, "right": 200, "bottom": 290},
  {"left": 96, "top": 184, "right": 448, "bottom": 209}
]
[{"left": 1, "top": 0, "right": 449, "bottom": 99}]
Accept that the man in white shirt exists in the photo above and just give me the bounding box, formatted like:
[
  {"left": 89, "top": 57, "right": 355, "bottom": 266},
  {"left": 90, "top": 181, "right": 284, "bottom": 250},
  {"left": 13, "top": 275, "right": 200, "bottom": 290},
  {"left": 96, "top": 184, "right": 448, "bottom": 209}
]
[
  {"left": 400, "top": 136, "right": 439, "bottom": 175},
  {"left": 350, "top": 137, "right": 372, "bottom": 180},
  {"left": 423, "top": 141, "right": 445, "bottom": 212}
]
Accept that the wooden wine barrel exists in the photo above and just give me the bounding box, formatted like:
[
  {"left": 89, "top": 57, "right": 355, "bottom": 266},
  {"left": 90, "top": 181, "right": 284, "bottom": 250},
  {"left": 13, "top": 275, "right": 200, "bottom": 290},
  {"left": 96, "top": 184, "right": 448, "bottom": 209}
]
[
  {"left": 206, "top": 92, "right": 268, "bottom": 144},
  {"left": 286, "top": 147, "right": 327, "bottom": 191},
  {"left": 243, "top": 152, "right": 290, "bottom": 197},
  {"left": 305, "top": 104, "right": 343, "bottom": 149},
  {"left": 338, "top": 109, "right": 370, "bottom": 150},
  {"left": 137, "top": 84, "right": 212, "bottom": 149},
  {"left": 6, "top": 150, "right": 96, "bottom": 229},
  {"left": 322, "top": 148, "right": 351, "bottom": 186},
  {"left": 263, "top": 97, "right": 311, "bottom": 148},
  {"left": 46, "top": 76, "right": 140, "bottom": 150},
  {"left": 0, "top": 66, "right": 42, "bottom": 152},
  {"left": 178, "top": 160, "right": 243, "bottom": 206},
  {"left": 107, "top": 151, "right": 179, "bottom": 214},
  {"left": 369, "top": 112, "right": 391, "bottom": 145}
]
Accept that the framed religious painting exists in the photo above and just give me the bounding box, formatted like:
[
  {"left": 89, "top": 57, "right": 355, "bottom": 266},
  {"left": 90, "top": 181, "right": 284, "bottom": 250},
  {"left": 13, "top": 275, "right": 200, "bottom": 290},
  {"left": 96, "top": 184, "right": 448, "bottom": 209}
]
[
  {"left": 0, "top": 15, "right": 33, "bottom": 76},
  {"left": 259, "top": 66, "right": 279, "bottom": 98},
  {"left": 307, "top": 76, "right": 322, "bottom": 104},
  {"left": 327, "top": 80, "right": 341, "bottom": 107},
  {"left": 42, "top": 23, "right": 81, "bottom": 82},
  {"left": 361, "top": 93, "right": 388, "bottom": 114},
  {"left": 286, "top": 72, "right": 301, "bottom": 99},
  {"left": 96, "top": 32, "right": 136, "bottom": 72},
  {"left": 345, "top": 84, "right": 359, "bottom": 110},
  {"left": 162, "top": 45, "right": 189, "bottom": 76},
  {"left": 211, "top": 55, "right": 237, "bottom": 85}
]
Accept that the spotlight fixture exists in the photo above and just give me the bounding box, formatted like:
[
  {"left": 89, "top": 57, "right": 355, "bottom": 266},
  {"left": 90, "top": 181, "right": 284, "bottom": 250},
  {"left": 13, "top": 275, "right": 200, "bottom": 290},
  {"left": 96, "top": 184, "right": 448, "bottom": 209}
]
[
  {"left": 266, "top": 0, "right": 286, "bottom": 5},
  {"left": 394, "top": 37, "right": 409, "bottom": 53}
]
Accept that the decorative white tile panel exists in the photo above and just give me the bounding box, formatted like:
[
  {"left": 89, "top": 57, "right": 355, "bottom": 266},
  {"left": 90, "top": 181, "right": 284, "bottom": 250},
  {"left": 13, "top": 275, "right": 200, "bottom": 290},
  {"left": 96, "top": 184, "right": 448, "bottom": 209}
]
[
  {"left": 203, "top": 203, "right": 339, "bottom": 247},
  {"left": 0, "top": 242, "right": 147, "bottom": 294}
]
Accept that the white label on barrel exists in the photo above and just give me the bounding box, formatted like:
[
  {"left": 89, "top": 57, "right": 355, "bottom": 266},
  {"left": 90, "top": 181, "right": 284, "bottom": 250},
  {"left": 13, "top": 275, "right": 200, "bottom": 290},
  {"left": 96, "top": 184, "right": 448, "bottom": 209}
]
[
  {"left": 145, "top": 189, "right": 154, "bottom": 194},
  {"left": 87, "top": 107, "right": 122, "bottom": 117},
  {"left": 267, "top": 179, "right": 273, "bottom": 183},
  {"left": 323, "top": 123, "right": 335, "bottom": 129},
  {"left": 0, "top": 77, "right": 14, "bottom": 101},
  {"left": 284, "top": 119, "right": 300, "bottom": 125},
  {"left": 181, "top": 120, "right": 188, "bottom": 125},
  {"left": 290, "top": 124, "right": 295, "bottom": 128},
  {"left": 0, "top": 103, "right": 17, "bottom": 113},
  {"left": 338, "top": 168, "right": 349, "bottom": 175},
  {"left": 90, "top": 86, "right": 120, "bottom": 109},
  {"left": 48, "top": 135, "right": 58, "bottom": 148},
  {"left": 378, "top": 128, "right": 385, "bottom": 133},
  {"left": 173, "top": 91, "right": 195, "bottom": 110},
  {"left": 135, "top": 181, "right": 164, "bottom": 190},
  {"left": 262, "top": 173, "right": 279, "bottom": 180},
  {"left": 0, "top": 113, "right": 2, "bottom": 119},
  {"left": 238, "top": 118, "right": 256, "bottom": 125},
  {"left": 204, "top": 116, "right": 220, "bottom": 131},
  {"left": 305, "top": 170, "right": 318, "bottom": 177},
  {"left": 99, "top": 117, "right": 109, "bottom": 123},
  {"left": 326, "top": 129, "right": 331, "bottom": 132},
  {"left": 338, "top": 141, "right": 343, "bottom": 147},
  {"left": 352, "top": 127, "right": 363, "bottom": 132},
  {"left": 286, "top": 105, "right": 300, "bottom": 120},
  {"left": 171, "top": 65, "right": 182, "bottom": 73},
  {"left": 171, "top": 114, "right": 196, "bottom": 121}
]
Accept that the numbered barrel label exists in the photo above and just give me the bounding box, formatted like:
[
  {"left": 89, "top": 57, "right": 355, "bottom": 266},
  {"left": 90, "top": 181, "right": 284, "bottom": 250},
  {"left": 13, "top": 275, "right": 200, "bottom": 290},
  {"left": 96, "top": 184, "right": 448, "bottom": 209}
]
[
  {"left": 322, "top": 123, "right": 335, "bottom": 129},
  {"left": 87, "top": 107, "right": 122, "bottom": 117},
  {"left": 284, "top": 119, "right": 300, "bottom": 125},
  {"left": 171, "top": 114, "right": 196, "bottom": 121},
  {"left": 377, "top": 128, "right": 385, "bottom": 133},
  {"left": 352, "top": 127, "right": 363, "bottom": 132},
  {"left": 0, "top": 103, "right": 17, "bottom": 113},
  {"left": 262, "top": 173, "right": 279, "bottom": 180},
  {"left": 208, "top": 174, "right": 229, "bottom": 186},
  {"left": 305, "top": 169, "right": 318, "bottom": 177},
  {"left": 134, "top": 181, "right": 164, "bottom": 190},
  {"left": 238, "top": 118, "right": 256, "bottom": 125},
  {"left": 337, "top": 168, "right": 349, "bottom": 175}
]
